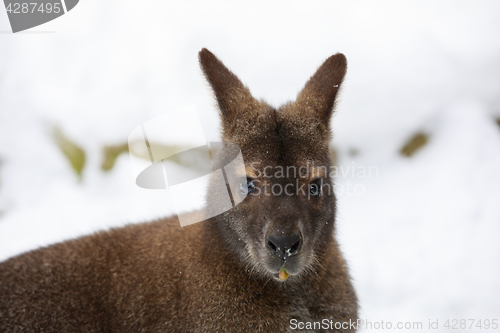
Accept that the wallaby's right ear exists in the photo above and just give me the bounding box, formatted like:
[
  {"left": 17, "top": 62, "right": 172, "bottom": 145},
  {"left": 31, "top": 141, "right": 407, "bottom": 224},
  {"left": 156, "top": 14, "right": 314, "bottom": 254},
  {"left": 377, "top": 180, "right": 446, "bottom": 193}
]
[
  {"left": 199, "top": 48, "right": 259, "bottom": 128},
  {"left": 296, "top": 53, "right": 347, "bottom": 125}
]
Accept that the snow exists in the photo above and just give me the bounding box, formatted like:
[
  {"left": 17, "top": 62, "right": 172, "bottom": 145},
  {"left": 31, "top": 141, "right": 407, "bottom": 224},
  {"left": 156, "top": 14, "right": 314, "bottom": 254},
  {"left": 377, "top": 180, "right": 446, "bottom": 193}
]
[
  {"left": 336, "top": 102, "right": 500, "bottom": 330},
  {"left": 1, "top": 1, "right": 500, "bottom": 331}
]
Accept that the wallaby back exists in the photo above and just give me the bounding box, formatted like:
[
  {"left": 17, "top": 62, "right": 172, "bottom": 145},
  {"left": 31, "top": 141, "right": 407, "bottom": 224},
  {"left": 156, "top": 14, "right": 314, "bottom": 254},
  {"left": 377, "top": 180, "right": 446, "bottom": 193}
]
[{"left": 0, "top": 49, "right": 358, "bottom": 332}]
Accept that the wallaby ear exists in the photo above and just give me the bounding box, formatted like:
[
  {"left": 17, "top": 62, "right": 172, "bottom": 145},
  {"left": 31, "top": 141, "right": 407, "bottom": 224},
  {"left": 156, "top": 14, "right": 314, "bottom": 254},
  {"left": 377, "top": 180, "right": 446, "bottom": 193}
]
[
  {"left": 295, "top": 53, "right": 347, "bottom": 125},
  {"left": 199, "top": 48, "right": 259, "bottom": 129}
]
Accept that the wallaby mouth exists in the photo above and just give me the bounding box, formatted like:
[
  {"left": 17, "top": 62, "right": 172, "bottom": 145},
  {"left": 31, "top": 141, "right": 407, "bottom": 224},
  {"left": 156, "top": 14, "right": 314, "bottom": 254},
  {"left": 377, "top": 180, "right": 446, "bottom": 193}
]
[{"left": 269, "top": 260, "right": 302, "bottom": 282}]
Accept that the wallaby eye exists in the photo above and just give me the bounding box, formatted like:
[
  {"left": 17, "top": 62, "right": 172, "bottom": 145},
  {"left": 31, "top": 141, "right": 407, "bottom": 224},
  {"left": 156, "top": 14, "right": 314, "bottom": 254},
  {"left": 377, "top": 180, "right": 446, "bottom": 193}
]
[
  {"left": 239, "top": 178, "right": 256, "bottom": 195},
  {"left": 309, "top": 181, "right": 322, "bottom": 197}
]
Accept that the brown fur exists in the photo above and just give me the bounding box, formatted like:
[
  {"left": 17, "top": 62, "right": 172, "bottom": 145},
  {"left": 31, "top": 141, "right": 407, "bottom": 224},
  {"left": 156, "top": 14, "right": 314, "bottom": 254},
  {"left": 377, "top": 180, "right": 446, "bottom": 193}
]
[{"left": 0, "top": 49, "right": 358, "bottom": 332}]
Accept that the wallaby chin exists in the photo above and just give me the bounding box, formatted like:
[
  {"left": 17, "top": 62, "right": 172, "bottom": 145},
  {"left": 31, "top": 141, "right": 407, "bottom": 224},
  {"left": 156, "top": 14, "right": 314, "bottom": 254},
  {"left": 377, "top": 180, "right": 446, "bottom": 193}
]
[{"left": 0, "top": 48, "right": 358, "bottom": 332}]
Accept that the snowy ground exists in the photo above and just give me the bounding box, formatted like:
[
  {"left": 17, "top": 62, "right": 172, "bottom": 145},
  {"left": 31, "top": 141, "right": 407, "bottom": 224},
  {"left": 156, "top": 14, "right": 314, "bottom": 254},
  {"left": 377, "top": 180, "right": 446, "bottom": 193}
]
[{"left": 1, "top": 1, "right": 500, "bottom": 332}]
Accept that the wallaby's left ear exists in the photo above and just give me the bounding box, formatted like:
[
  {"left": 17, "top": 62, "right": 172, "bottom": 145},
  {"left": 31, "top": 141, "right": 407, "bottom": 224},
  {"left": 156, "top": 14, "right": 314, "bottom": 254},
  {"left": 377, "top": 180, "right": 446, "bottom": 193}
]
[
  {"left": 199, "top": 48, "right": 259, "bottom": 131},
  {"left": 295, "top": 53, "right": 347, "bottom": 124}
]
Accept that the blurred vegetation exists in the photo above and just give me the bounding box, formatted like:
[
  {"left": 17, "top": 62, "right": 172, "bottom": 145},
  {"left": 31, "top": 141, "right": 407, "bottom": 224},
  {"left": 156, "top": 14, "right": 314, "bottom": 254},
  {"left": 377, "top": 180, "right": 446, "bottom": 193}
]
[
  {"left": 103, "top": 141, "right": 198, "bottom": 171},
  {"left": 496, "top": 118, "right": 500, "bottom": 130},
  {"left": 53, "top": 127, "right": 86, "bottom": 179},
  {"left": 400, "top": 132, "right": 429, "bottom": 157},
  {"left": 133, "top": 142, "right": 189, "bottom": 165},
  {"left": 102, "top": 143, "right": 129, "bottom": 171}
]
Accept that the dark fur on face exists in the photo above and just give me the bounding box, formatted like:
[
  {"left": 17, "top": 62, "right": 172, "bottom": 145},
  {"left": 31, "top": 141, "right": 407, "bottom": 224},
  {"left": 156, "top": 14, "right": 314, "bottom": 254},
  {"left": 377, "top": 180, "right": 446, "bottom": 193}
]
[{"left": 199, "top": 49, "right": 347, "bottom": 283}]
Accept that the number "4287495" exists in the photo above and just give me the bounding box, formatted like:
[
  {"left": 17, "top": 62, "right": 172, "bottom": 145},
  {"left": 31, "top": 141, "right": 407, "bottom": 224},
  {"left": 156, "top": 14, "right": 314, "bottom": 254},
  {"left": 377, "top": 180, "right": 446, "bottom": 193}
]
[
  {"left": 444, "top": 319, "right": 498, "bottom": 330},
  {"left": 6, "top": 2, "right": 61, "bottom": 14}
]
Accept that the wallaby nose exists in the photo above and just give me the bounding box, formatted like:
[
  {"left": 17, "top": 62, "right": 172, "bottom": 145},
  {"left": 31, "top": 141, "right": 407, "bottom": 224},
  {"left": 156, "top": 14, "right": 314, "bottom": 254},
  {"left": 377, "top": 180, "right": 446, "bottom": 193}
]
[{"left": 266, "top": 233, "right": 301, "bottom": 259}]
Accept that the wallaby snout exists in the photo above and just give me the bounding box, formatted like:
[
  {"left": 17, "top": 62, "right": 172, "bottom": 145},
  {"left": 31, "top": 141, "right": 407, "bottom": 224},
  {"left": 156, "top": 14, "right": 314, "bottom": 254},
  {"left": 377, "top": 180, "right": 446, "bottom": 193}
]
[
  {"left": 266, "top": 232, "right": 302, "bottom": 259},
  {"left": 260, "top": 208, "right": 311, "bottom": 279}
]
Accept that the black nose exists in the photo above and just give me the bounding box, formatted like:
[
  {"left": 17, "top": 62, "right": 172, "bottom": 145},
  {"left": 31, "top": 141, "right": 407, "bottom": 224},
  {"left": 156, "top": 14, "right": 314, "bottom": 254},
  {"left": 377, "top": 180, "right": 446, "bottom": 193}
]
[{"left": 266, "top": 233, "right": 301, "bottom": 259}]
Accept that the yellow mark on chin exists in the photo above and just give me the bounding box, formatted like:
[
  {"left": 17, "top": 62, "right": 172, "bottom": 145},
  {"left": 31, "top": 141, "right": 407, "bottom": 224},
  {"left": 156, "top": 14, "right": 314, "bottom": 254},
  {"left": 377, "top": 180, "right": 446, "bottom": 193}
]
[{"left": 279, "top": 266, "right": 289, "bottom": 281}]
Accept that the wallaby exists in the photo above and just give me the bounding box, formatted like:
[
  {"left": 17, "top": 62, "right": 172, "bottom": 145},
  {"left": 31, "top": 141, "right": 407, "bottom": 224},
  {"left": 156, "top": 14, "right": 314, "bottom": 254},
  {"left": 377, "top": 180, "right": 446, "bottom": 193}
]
[{"left": 0, "top": 49, "right": 358, "bottom": 332}]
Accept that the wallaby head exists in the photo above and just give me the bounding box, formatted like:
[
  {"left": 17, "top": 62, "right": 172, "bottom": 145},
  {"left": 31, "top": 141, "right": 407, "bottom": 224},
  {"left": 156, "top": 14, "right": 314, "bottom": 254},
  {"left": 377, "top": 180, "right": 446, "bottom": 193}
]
[{"left": 199, "top": 48, "right": 347, "bottom": 283}]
